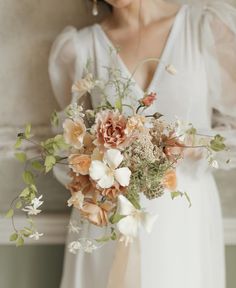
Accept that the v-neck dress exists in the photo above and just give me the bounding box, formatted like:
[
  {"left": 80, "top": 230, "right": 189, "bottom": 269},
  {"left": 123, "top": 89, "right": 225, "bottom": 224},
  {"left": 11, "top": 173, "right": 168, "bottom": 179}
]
[{"left": 49, "top": 2, "right": 236, "bottom": 288}]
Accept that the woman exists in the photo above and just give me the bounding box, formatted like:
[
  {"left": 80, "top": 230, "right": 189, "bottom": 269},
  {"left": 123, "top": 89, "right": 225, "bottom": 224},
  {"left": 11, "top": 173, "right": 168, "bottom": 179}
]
[{"left": 49, "top": 0, "right": 236, "bottom": 287}]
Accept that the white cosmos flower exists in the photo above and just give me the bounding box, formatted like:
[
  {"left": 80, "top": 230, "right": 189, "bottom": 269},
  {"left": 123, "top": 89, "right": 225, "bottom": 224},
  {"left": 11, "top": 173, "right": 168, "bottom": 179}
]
[
  {"left": 31, "top": 195, "right": 44, "bottom": 208},
  {"left": 83, "top": 240, "right": 97, "bottom": 253},
  {"left": 89, "top": 149, "right": 131, "bottom": 189},
  {"left": 29, "top": 231, "right": 44, "bottom": 240},
  {"left": 211, "top": 159, "right": 219, "bottom": 169},
  {"left": 22, "top": 195, "right": 44, "bottom": 216},
  {"left": 68, "top": 221, "right": 82, "bottom": 234},
  {"left": 67, "top": 191, "right": 84, "bottom": 209},
  {"left": 116, "top": 195, "right": 158, "bottom": 245},
  {"left": 68, "top": 241, "right": 82, "bottom": 254}
]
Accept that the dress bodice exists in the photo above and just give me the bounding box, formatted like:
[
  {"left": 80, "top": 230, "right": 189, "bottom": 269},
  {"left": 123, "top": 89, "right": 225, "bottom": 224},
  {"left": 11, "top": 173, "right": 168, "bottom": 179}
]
[{"left": 49, "top": 1, "right": 236, "bottom": 170}]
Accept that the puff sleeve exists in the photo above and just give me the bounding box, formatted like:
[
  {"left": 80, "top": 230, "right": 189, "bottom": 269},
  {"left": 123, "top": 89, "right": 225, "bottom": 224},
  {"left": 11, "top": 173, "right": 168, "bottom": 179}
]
[
  {"left": 201, "top": 1, "right": 236, "bottom": 169},
  {"left": 49, "top": 26, "right": 78, "bottom": 110},
  {"left": 48, "top": 27, "right": 78, "bottom": 186}
]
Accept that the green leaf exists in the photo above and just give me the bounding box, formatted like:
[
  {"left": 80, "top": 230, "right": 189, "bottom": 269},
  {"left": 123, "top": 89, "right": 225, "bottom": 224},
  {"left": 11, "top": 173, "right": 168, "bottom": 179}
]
[
  {"left": 50, "top": 111, "right": 59, "bottom": 127},
  {"left": 31, "top": 160, "right": 44, "bottom": 171},
  {"left": 210, "top": 134, "right": 226, "bottom": 152},
  {"left": 115, "top": 99, "right": 122, "bottom": 111},
  {"left": 109, "top": 214, "right": 126, "bottom": 224},
  {"left": 184, "top": 192, "right": 192, "bottom": 208},
  {"left": 5, "top": 208, "right": 14, "bottom": 218},
  {"left": 15, "top": 201, "right": 22, "bottom": 209},
  {"left": 22, "top": 228, "right": 32, "bottom": 237},
  {"left": 14, "top": 137, "right": 22, "bottom": 149},
  {"left": 54, "top": 135, "right": 69, "bottom": 150},
  {"left": 95, "top": 235, "right": 111, "bottom": 243},
  {"left": 22, "top": 171, "right": 35, "bottom": 185},
  {"left": 15, "top": 152, "right": 27, "bottom": 163},
  {"left": 111, "top": 231, "right": 117, "bottom": 241},
  {"left": 16, "top": 236, "right": 24, "bottom": 247},
  {"left": 171, "top": 191, "right": 181, "bottom": 200},
  {"left": 20, "top": 187, "right": 30, "bottom": 198},
  {"left": 25, "top": 124, "right": 31, "bottom": 139},
  {"left": 44, "top": 155, "right": 56, "bottom": 173},
  {"left": 10, "top": 233, "right": 18, "bottom": 242},
  {"left": 171, "top": 191, "right": 192, "bottom": 208},
  {"left": 186, "top": 127, "right": 197, "bottom": 135}
]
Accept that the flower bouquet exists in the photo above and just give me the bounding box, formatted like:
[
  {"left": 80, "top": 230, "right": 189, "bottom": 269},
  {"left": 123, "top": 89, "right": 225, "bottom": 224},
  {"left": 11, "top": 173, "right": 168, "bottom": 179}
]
[{"left": 6, "top": 62, "right": 227, "bottom": 252}]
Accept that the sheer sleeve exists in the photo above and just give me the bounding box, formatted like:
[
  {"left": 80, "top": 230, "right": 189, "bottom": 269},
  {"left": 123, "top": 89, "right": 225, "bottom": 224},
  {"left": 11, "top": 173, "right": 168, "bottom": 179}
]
[
  {"left": 49, "top": 26, "right": 77, "bottom": 110},
  {"left": 48, "top": 27, "right": 78, "bottom": 186},
  {"left": 201, "top": 1, "right": 236, "bottom": 169}
]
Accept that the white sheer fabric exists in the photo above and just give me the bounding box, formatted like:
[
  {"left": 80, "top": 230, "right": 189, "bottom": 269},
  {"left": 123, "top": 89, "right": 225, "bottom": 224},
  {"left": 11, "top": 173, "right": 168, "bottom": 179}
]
[{"left": 48, "top": 1, "right": 236, "bottom": 287}]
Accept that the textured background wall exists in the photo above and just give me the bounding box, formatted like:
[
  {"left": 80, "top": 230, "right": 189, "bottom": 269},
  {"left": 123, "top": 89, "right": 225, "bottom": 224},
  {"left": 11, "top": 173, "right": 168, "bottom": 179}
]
[{"left": 0, "top": 0, "right": 235, "bottom": 288}]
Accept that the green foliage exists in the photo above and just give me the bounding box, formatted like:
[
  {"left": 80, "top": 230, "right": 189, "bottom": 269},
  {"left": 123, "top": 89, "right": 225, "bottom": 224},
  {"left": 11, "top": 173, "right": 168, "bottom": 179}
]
[
  {"left": 44, "top": 155, "right": 56, "bottom": 173},
  {"left": 41, "top": 134, "right": 69, "bottom": 155},
  {"left": 25, "top": 124, "right": 31, "bottom": 139},
  {"left": 109, "top": 214, "right": 126, "bottom": 224},
  {"left": 22, "top": 171, "right": 35, "bottom": 185},
  {"left": 115, "top": 99, "right": 122, "bottom": 112},
  {"left": 19, "top": 185, "right": 37, "bottom": 202},
  {"left": 171, "top": 191, "right": 192, "bottom": 208},
  {"left": 20, "top": 187, "right": 30, "bottom": 198},
  {"left": 16, "top": 236, "right": 24, "bottom": 247},
  {"left": 10, "top": 233, "right": 18, "bottom": 242},
  {"left": 210, "top": 134, "right": 226, "bottom": 152},
  {"left": 5, "top": 208, "right": 14, "bottom": 218},
  {"left": 15, "top": 152, "right": 27, "bottom": 163},
  {"left": 186, "top": 126, "right": 197, "bottom": 135},
  {"left": 14, "top": 136, "right": 22, "bottom": 149},
  {"left": 31, "top": 160, "right": 44, "bottom": 171},
  {"left": 15, "top": 200, "right": 22, "bottom": 209},
  {"left": 50, "top": 110, "right": 59, "bottom": 127}
]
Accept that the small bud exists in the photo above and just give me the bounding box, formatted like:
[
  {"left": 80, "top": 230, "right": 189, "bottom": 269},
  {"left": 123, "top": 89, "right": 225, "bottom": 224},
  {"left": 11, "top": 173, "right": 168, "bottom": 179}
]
[
  {"left": 165, "top": 64, "right": 177, "bottom": 75},
  {"left": 153, "top": 112, "right": 163, "bottom": 119}
]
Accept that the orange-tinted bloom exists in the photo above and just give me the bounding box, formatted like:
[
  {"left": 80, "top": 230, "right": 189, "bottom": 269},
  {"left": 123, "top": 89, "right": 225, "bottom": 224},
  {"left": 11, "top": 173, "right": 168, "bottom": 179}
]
[
  {"left": 63, "top": 118, "right": 86, "bottom": 149},
  {"left": 80, "top": 200, "right": 114, "bottom": 226},
  {"left": 162, "top": 132, "right": 184, "bottom": 162},
  {"left": 162, "top": 170, "right": 177, "bottom": 191},
  {"left": 69, "top": 154, "right": 91, "bottom": 175},
  {"left": 139, "top": 92, "right": 157, "bottom": 107},
  {"left": 67, "top": 173, "right": 93, "bottom": 195}
]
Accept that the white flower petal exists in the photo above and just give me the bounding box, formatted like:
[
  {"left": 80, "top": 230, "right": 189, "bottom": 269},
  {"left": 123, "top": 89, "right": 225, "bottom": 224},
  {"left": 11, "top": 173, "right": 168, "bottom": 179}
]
[
  {"left": 114, "top": 167, "right": 131, "bottom": 187},
  {"left": 140, "top": 212, "right": 158, "bottom": 234},
  {"left": 117, "top": 215, "right": 139, "bottom": 238},
  {"left": 97, "top": 174, "right": 114, "bottom": 188},
  {"left": 89, "top": 160, "right": 108, "bottom": 181},
  {"left": 104, "top": 149, "right": 123, "bottom": 169},
  {"left": 117, "top": 195, "right": 136, "bottom": 216}
]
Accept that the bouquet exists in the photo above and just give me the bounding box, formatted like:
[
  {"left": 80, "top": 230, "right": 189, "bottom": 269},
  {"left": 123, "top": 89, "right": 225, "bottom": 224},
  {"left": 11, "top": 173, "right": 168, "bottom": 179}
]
[{"left": 6, "top": 61, "right": 227, "bottom": 252}]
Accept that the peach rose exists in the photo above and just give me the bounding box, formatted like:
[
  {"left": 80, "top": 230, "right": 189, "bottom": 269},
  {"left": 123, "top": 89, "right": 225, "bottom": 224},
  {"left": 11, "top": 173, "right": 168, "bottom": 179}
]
[
  {"left": 125, "top": 115, "right": 146, "bottom": 135},
  {"left": 101, "top": 185, "right": 127, "bottom": 201},
  {"left": 162, "top": 170, "right": 177, "bottom": 191},
  {"left": 69, "top": 154, "right": 91, "bottom": 175},
  {"left": 94, "top": 110, "right": 131, "bottom": 150},
  {"left": 67, "top": 173, "right": 93, "bottom": 195},
  {"left": 72, "top": 73, "right": 94, "bottom": 95},
  {"left": 139, "top": 92, "right": 157, "bottom": 107},
  {"left": 80, "top": 200, "right": 114, "bottom": 226},
  {"left": 63, "top": 118, "right": 86, "bottom": 149},
  {"left": 83, "top": 133, "right": 96, "bottom": 154}
]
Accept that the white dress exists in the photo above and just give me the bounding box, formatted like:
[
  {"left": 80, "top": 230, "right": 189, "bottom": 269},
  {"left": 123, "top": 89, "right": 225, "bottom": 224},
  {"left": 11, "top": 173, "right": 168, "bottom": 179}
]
[{"left": 49, "top": 2, "right": 236, "bottom": 288}]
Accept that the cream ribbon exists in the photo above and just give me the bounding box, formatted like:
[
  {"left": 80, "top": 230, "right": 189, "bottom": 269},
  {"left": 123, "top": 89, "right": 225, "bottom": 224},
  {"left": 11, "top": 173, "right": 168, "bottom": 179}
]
[{"left": 107, "top": 237, "right": 141, "bottom": 288}]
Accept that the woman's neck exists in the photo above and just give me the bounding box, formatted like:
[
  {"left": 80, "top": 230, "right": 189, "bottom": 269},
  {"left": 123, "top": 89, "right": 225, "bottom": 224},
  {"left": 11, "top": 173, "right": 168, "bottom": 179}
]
[{"left": 104, "top": 0, "right": 180, "bottom": 30}]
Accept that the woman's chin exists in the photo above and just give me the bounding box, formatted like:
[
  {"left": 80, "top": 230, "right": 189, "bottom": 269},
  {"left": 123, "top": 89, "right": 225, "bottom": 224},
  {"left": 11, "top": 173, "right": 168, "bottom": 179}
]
[{"left": 104, "top": 0, "right": 134, "bottom": 9}]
